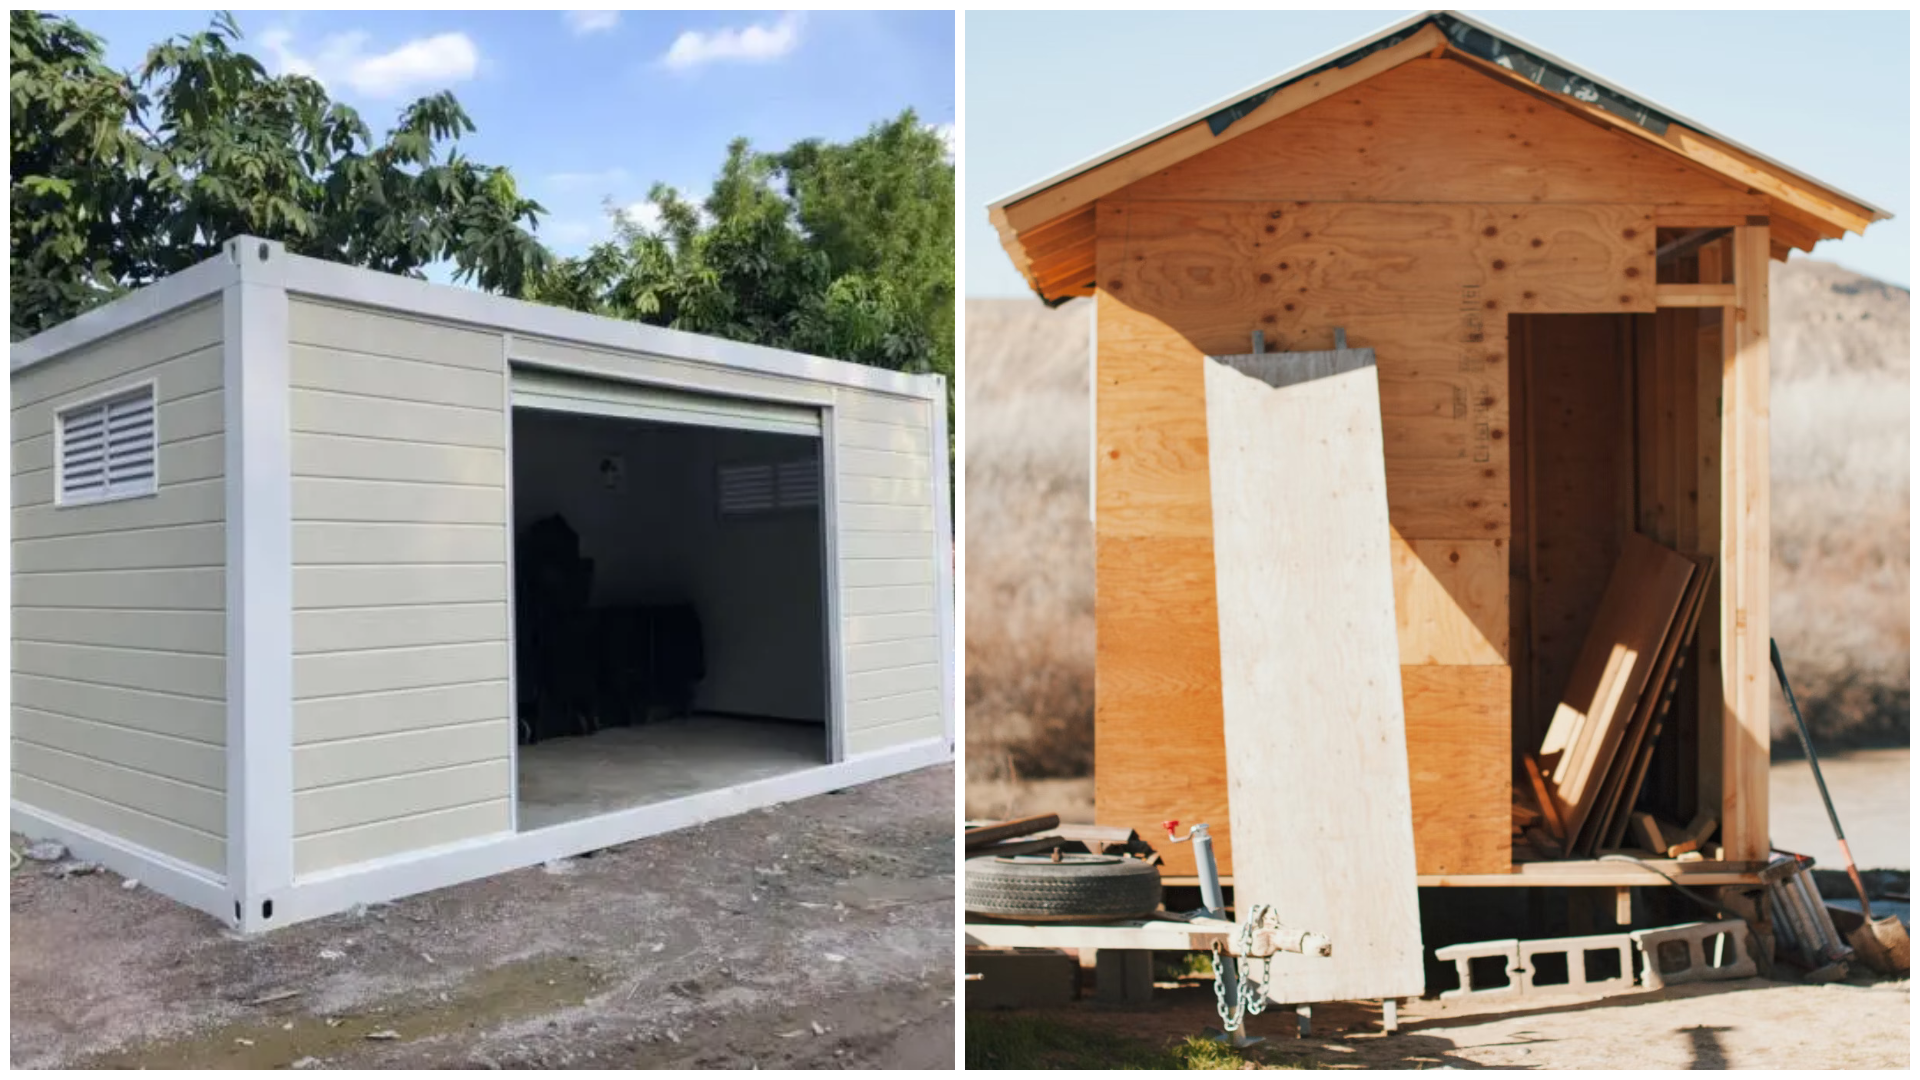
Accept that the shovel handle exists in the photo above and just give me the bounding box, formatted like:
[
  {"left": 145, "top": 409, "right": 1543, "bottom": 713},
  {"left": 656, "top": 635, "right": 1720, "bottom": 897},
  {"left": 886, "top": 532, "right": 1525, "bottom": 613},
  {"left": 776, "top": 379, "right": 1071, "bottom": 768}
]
[{"left": 1771, "top": 638, "right": 1873, "bottom": 918}]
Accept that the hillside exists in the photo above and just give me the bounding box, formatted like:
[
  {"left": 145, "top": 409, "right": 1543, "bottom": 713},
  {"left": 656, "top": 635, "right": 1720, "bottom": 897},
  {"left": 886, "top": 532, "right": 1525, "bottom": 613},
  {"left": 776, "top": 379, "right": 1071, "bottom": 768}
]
[{"left": 965, "top": 258, "right": 1910, "bottom": 793}]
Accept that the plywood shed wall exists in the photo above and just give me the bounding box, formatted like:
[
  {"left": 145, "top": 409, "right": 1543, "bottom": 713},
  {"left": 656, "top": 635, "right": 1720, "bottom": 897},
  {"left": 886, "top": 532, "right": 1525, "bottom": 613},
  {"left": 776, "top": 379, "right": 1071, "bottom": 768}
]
[{"left": 1087, "top": 55, "right": 1780, "bottom": 879}]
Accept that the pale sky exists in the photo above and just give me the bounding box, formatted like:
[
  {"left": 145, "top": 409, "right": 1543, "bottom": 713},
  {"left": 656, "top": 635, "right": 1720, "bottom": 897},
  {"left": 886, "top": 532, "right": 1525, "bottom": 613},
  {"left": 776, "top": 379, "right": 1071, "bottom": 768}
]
[{"left": 967, "top": 9, "right": 1910, "bottom": 295}]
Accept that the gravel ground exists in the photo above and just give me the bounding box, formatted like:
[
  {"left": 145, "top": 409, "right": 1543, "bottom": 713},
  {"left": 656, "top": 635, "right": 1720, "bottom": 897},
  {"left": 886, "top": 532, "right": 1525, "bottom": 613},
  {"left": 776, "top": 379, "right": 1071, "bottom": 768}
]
[
  {"left": 973, "top": 972, "right": 1910, "bottom": 1069},
  {"left": 10, "top": 764, "right": 955, "bottom": 1069}
]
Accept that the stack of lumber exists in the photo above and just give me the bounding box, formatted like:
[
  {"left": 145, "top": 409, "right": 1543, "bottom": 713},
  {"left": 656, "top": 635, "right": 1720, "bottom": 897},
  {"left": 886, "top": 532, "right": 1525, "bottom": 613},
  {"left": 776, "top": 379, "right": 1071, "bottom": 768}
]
[{"left": 1530, "top": 533, "right": 1717, "bottom": 859}]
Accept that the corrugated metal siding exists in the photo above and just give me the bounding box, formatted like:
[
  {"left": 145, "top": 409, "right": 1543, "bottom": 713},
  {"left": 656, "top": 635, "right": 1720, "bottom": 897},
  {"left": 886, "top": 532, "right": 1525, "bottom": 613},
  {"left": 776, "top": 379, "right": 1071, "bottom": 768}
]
[
  {"left": 10, "top": 300, "right": 228, "bottom": 873},
  {"left": 833, "top": 389, "right": 945, "bottom": 754},
  {"left": 287, "top": 298, "right": 512, "bottom": 876}
]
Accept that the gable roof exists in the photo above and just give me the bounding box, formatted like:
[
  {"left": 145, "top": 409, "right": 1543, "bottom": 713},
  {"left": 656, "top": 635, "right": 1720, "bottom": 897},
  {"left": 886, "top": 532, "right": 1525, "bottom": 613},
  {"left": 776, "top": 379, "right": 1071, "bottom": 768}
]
[{"left": 989, "top": 10, "right": 1894, "bottom": 305}]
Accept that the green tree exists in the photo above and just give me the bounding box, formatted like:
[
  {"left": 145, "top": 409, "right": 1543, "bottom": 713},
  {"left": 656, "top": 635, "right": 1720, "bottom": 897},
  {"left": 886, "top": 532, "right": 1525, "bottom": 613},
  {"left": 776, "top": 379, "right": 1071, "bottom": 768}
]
[
  {"left": 522, "top": 111, "right": 955, "bottom": 384},
  {"left": 9, "top": 10, "right": 549, "bottom": 339}
]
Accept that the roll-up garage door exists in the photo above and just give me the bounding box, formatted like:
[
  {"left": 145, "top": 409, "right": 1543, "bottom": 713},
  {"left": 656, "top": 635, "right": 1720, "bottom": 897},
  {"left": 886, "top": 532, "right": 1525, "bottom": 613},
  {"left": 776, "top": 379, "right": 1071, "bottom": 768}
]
[{"left": 512, "top": 368, "right": 822, "bottom": 437}]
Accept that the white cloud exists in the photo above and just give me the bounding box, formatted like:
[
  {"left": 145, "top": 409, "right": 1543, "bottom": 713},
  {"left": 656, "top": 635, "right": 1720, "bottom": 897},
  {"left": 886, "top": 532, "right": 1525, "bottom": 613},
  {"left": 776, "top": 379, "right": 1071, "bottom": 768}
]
[
  {"left": 546, "top": 167, "right": 631, "bottom": 191},
  {"left": 564, "top": 11, "right": 619, "bottom": 36},
  {"left": 258, "top": 27, "right": 480, "bottom": 100},
  {"left": 661, "top": 13, "right": 802, "bottom": 72},
  {"left": 927, "top": 121, "right": 955, "bottom": 162},
  {"left": 617, "top": 200, "right": 665, "bottom": 235}
]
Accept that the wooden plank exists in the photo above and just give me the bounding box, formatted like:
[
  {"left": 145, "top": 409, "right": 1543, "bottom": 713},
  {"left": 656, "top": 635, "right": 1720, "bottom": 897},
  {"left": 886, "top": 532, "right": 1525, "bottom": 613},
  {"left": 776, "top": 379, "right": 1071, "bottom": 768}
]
[
  {"left": 1721, "top": 224, "right": 1771, "bottom": 862},
  {"left": 1539, "top": 533, "right": 1697, "bottom": 842},
  {"left": 1203, "top": 350, "right": 1423, "bottom": 1003},
  {"left": 1692, "top": 311, "right": 1725, "bottom": 822},
  {"left": 1656, "top": 283, "right": 1738, "bottom": 307},
  {"left": 1509, "top": 316, "right": 1534, "bottom": 754},
  {"left": 1390, "top": 536, "right": 1508, "bottom": 665},
  {"left": 1523, "top": 753, "right": 1566, "bottom": 841},
  {"left": 1404, "top": 665, "right": 1511, "bottom": 875},
  {"left": 1599, "top": 557, "right": 1715, "bottom": 851},
  {"left": 966, "top": 814, "right": 1062, "bottom": 850},
  {"left": 1582, "top": 555, "right": 1712, "bottom": 854}
]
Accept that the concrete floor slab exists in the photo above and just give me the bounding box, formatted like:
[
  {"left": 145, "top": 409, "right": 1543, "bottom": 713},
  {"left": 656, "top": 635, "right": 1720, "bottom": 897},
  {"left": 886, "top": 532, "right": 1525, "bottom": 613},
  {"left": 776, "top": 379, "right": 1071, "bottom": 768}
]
[{"left": 517, "top": 715, "right": 826, "bottom": 831}]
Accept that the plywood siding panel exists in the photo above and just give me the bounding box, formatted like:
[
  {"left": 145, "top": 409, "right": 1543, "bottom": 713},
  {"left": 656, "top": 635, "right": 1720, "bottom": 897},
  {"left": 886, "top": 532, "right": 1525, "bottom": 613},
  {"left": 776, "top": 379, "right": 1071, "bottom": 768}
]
[
  {"left": 289, "top": 298, "right": 511, "bottom": 876},
  {"left": 1123, "top": 59, "right": 1756, "bottom": 208},
  {"left": 1403, "top": 665, "right": 1512, "bottom": 874},
  {"left": 1391, "top": 536, "right": 1509, "bottom": 664},
  {"left": 10, "top": 303, "right": 227, "bottom": 875},
  {"left": 1094, "top": 533, "right": 1229, "bottom": 879}
]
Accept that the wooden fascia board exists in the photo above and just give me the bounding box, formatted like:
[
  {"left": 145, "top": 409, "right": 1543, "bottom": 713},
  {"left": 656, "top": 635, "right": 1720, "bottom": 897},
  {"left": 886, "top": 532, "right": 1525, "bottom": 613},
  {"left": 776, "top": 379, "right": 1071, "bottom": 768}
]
[
  {"left": 1442, "top": 46, "right": 1879, "bottom": 238},
  {"left": 998, "top": 23, "right": 1449, "bottom": 236}
]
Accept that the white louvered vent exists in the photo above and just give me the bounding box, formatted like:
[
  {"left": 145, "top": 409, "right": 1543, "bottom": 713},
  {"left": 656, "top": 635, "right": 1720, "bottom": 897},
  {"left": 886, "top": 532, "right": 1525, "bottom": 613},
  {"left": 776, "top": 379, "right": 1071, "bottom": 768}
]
[
  {"left": 58, "top": 385, "right": 158, "bottom": 506},
  {"left": 717, "top": 462, "right": 778, "bottom": 515},
  {"left": 719, "top": 455, "right": 820, "bottom": 517},
  {"left": 775, "top": 457, "right": 821, "bottom": 509}
]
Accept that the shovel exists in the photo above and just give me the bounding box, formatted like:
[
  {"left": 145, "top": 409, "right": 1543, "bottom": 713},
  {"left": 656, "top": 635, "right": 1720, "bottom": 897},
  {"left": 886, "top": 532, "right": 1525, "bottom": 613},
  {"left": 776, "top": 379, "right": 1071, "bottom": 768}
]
[{"left": 1771, "top": 639, "right": 1910, "bottom": 974}]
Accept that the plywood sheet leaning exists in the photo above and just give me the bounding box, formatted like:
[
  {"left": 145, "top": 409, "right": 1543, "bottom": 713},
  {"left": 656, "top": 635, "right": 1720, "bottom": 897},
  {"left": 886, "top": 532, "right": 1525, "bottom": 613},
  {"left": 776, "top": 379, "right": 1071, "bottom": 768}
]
[
  {"left": 1596, "top": 556, "right": 1717, "bottom": 853},
  {"left": 1538, "top": 533, "right": 1696, "bottom": 844},
  {"left": 1202, "top": 347, "right": 1424, "bottom": 1004}
]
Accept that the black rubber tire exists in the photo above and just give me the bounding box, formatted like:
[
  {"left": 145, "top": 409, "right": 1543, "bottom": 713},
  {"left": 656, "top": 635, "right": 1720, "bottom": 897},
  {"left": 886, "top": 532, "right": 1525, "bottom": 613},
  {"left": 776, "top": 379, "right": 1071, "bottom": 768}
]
[{"left": 965, "top": 853, "right": 1162, "bottom": 921}]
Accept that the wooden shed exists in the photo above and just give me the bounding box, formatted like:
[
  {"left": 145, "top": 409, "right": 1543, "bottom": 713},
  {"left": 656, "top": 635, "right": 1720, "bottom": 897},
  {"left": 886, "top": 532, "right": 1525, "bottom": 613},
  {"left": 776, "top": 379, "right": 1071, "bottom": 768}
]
[{"left": 988, "top": 11, "right": 1890, "bottom": 891}]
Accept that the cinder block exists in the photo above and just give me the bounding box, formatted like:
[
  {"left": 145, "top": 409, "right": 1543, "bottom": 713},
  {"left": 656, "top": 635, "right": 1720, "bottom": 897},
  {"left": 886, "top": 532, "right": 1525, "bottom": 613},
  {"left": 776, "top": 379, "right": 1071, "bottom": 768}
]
[
  {"left": 964, "top": 947, "right": 1079, "bottom": 1009},
  {"left": 1628, "top": 920, "right": 1758, "bottom": 990},
  {"left": 1438, "top": 933, "right": 1636, "bottom": 999},
  {"left": 1516, "top": 933, "right": 1635, "bottom": 997},
  {"left": 1094, "top": 948, "right": 1154, "bottom": 1004},
  {"left": 1435, "top": 938, "right": 1521, "bottom": 1000}
]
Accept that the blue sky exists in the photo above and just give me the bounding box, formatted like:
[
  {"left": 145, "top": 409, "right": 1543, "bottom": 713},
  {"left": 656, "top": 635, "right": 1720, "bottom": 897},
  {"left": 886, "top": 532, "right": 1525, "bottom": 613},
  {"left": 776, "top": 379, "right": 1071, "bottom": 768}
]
[
  {"left": 65, "top": 9, "right": 955, "bottom": 259},
  {"left": 969, "top": 9, "right": 1910, "bottom": 295}
]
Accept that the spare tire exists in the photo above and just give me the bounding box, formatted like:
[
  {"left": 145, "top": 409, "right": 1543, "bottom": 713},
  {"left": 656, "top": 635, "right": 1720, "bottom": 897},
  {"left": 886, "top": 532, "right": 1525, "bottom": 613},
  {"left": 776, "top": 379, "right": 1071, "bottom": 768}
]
[{"left": 965, "top": 853, "right": 1162, "bottom": 922}]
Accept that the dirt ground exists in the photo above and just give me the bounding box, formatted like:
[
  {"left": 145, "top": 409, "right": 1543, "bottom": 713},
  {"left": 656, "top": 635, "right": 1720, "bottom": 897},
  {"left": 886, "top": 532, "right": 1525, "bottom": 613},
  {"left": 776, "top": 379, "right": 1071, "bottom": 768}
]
[
  {"left": 10, "top": 765, "right": 955, "bottom": 1070},
  {"left": 976, "top": 972, "right": 1910, "bottom": 1069}
]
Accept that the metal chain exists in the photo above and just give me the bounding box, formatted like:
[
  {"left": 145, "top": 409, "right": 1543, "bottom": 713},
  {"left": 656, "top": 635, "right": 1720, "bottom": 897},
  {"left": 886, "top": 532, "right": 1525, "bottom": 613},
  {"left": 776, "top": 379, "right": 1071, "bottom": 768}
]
[
  {"left": 1211, "top": 903, "right": 1276, "bottom": 1032},
  {"left": 1237, "top": 903, "right": 1273, "bottom": 1018}
]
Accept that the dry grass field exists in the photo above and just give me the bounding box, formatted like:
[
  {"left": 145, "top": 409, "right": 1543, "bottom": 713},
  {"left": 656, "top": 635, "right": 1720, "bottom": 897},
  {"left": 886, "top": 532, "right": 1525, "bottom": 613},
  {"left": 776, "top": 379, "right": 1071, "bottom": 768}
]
[{"left": 964, "top": 259, "right": 1910, "bottom": 811}]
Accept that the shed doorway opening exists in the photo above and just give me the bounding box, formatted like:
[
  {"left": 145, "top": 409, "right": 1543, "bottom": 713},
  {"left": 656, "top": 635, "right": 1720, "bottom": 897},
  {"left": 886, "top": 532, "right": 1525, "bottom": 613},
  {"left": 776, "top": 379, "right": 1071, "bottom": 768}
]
[{"left": 509, "top": 399, "right": 830, "bottom": 832}]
